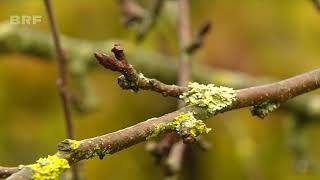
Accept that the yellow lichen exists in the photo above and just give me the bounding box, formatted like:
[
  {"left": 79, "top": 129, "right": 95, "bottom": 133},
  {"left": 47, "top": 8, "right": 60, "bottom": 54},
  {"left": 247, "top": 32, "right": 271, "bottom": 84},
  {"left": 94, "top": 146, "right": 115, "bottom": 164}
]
[
  {"left": 147, "top": 112, "right": 211, "bottom": 139},
  {"left": 30, "top": 155, "right": 70, "bottom": 180},
  {"left": 69, "top": 139, "right": 80, "bottom": 150},
  {"left": 180, "top": 82, "right": 236, "bottom": 114},
  {"left": 174, "top": 112, "right": 211, "bottom": 137}
]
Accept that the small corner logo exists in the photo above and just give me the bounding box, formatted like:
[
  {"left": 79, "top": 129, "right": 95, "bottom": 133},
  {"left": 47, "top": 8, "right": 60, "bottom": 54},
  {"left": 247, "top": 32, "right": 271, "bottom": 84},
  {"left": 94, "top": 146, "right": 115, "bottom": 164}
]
[{"left": 9, "top": 15, "right": 42, "bottom": 25}]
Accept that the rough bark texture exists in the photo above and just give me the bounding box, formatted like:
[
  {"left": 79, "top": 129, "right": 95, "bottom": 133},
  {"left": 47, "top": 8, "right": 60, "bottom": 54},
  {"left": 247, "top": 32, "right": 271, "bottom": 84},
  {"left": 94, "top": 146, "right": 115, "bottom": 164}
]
[{"left": 5, "top": 67, "right": 320, "bottom": 179}]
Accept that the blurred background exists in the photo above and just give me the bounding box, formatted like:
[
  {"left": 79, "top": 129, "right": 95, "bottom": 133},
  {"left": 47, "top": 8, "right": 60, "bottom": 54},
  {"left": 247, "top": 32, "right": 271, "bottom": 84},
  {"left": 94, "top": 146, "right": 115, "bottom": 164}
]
[{"left": 0, "top": 0, "right": 320, "bottom": 179}]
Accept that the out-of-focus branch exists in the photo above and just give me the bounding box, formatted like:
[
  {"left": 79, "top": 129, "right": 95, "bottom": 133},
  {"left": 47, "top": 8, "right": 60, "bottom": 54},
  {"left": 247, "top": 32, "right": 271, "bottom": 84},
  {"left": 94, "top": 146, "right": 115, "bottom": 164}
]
[
  {"left": 311, "top": 0, "right": 320, "bottom": 11},
  {"left": 136, "top": 0, "right": 165, "bottom": 41},
  {"left": 118, "top": 0, "right": 165, "bottom": 41},
  {"left": 0, "top": 23, "right": 319, "bottom": 119},
  {"left": 44, "top": 0, "right": 75, "bottom": 142},
  {"left": 43, "top": 1, "right": 78, "bottom": 179},
  {"left": 185, "top": 21, "right": 212, "bottom": 54},
  {"left": 5, "top": 63, "right": 320, "bottom": 179},
  {"left": 119, "top": 0, "right": 146, "bottom": 26},
  {"left": 165, "top": 0, "right": 193, "bottom": 178}
]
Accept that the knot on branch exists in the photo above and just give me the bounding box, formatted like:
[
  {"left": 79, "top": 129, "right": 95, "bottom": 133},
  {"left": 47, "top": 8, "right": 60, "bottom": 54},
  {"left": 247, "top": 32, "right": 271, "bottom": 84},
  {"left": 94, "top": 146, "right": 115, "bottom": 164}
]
[
  {"left": 58, "top": 139, "right": 81, "bottom": 152},
  {"left": 94, "top": 44, "right": 187, "bottom": 97},
  {"left": 250, "top": 101, "right": 280, "bottom": 119}
]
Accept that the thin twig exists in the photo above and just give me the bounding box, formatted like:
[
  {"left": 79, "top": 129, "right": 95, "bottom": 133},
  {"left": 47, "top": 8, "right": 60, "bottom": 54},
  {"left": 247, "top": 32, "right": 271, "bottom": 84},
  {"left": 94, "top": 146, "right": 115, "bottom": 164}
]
[
  {"left": 137, "top": 0, "right": 165, "bottom": 41},
  {"left": 119, "top": 0, "right": 146, "bottom": 26},
  {"left": 94, "top": 44, "right": 187, "bottom": 97},
  {"left": 185, "top": 21, "right": 212, "bottom": 54},
  {"left": 43, "top": 1, "right": 78, "bottom": 180},
  {"left": 164, "top": 0, "right": 193, "bottom": 178},
  {"left": 177, "top": 0, "right": 192, "bottom": 89}
]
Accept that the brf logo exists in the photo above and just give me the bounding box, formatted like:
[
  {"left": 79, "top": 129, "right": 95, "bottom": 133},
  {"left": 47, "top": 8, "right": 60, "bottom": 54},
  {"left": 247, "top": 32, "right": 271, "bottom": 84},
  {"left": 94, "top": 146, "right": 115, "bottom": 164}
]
[{"left": 9, "top": 15, "right": 42, "bottom": 25}]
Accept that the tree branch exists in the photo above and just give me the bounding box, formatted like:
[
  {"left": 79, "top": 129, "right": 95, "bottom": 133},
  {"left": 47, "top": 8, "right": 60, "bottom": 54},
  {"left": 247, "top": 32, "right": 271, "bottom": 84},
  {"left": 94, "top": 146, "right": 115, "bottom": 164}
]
[
  {"left": 0, "top": 23, "right": 319, "bottom": 118},
  {"left": 94, "top": 45, "right": 187, "bottom": 97},
  {"left": 311, "top": 0, "right": 320, "bottom": 11},
  {"left": 166, "top": 0, "right": 193, "bottom": 177},
  {"left": 5, "top": 64, "right": 320, "bottom": 179},
  {"left": 136, "top": 0, "right": 165, "bottom": 41},
  {"left": 43, "top": 1, "right": 78, "bottom": 179},
  {"left": 0, "top": 167, "right": 19, "bottom": 179},
  {"left": 119, "top": 0, "right": 146, "bottom": 26},
  {"left": 3, "top": 59, "right": 320, "bottom": 179},
  {"left": 185, "top": 21, "right": 212, "bottom": 54}
]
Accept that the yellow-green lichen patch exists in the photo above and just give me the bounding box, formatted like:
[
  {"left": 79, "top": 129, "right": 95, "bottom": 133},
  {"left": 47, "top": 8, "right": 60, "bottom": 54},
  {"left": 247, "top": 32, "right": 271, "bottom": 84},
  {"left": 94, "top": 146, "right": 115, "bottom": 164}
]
[
  {"left": 69, "top": 139, "right": 80, "bottom": 150},
  {"left": 174, "top": 112, "right": 211, "bottom": 137},
  {"left": 30, "top": 155, "right": 70, "bottom": 180},
  {"left": 180, "top": 82, "right": 236, "bottom": 114},
  {"left": 147, "top": 112, "right": 211, "bottom": 140},
  {"left": 251, "top": 101, "right": 280, "bottom": 119},
  {"left": 78, "top": 142, "right": 110, "bottom": 160}
]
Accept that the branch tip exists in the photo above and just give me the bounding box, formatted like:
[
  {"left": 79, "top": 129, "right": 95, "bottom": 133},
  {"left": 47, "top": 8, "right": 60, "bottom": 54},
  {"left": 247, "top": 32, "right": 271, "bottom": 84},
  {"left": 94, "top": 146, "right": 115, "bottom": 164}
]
[{"left": 112, "top": 44, "right": 126, "bottom": 62}]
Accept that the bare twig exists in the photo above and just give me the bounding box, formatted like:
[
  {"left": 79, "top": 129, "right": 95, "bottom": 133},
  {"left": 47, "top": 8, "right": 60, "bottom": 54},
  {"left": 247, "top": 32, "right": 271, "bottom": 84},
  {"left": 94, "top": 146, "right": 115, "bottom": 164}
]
[
  {"left": 177, "top": 0, "right": 192, "bottom": 89},
  {"left": 164, "top": 141, "right": 186, "bottom": 177},
  {"left": 185, "top": 21, "right": 212, "bottom": 54},
  {"left": 119, "top": 0, "right": 146, "bottom": 26},
  {"left": 5, "top": 65, "right": 320, "bottom": 178},
  {"left": 137, "top": 0, "right": 165, "bottom": 41},
  {"left": 164, "top": 0, "right": 193, "bottom": 177},
  {"left": 94, "top": 44, "right": 187, "bottom": 97},
  {"left": 43, "top": 0, "right": 78, "bottom": 179}
]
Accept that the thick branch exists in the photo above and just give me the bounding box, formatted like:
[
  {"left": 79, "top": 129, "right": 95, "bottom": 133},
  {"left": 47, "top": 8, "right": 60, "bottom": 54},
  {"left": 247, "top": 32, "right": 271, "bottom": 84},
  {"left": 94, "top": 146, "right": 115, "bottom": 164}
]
[
  {"left": 234, "top": 69, "right": 320, "bottom": 108},
  {"left": 95, "top": 45, "right": 320, "bottom": 108},
  {"left": 6, "top": 66, "right": 320, "bottom": 179}
]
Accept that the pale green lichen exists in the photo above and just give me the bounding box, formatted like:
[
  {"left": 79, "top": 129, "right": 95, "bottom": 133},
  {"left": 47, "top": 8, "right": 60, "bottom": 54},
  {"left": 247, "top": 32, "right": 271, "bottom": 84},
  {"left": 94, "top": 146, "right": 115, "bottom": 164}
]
[
  {"left": 179, "top": 82, "right": 236, "bottom": 114},
  {"left": 69, "top": 139, "right": 80, "bottom": 150},
  {"left": 30, "top": 155, "right": 70, "bottom": 180},
  {"left": 174, "top": 112, "right": 212, "bottom": 137},
  {"left": 251, "top": 101, "right": 280, "bottom": 119},
  {"left": 147, "top": 112, "right": 211, "bottom": 140},
  {"left": 78, "top": 142, "right": 110, "bottom": 160}
]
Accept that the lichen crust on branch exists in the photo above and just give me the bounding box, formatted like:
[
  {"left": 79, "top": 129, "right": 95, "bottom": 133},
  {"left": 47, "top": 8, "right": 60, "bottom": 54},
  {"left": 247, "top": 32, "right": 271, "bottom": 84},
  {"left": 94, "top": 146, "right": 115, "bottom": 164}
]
[
  {"left": 29, "top": 155, "right": 70, "bottom": 180},
  {"left": 147, "top": 112, "right": 211, "bottom": 140},
  {"left": 180, "top": 82, "right": 236, "bottom": 114},
  {"left": 57, "top": 139, "right": 81, "bottom": 152},
  {"left": 250, "top": 101, "right": 280, "bottom": 119}
]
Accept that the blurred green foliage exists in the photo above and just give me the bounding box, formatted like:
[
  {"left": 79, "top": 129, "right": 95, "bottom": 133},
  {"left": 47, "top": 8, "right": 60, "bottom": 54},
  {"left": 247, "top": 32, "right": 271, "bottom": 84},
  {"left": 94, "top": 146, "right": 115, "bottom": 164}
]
[{"left": 0, "top": 0, "right": 320, "bottom": 180}]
